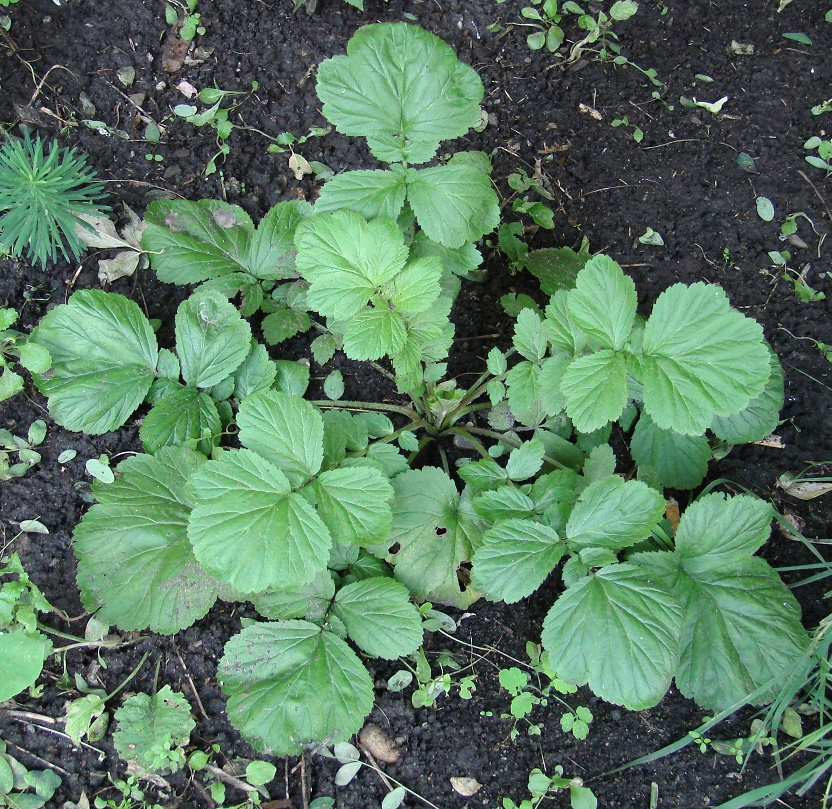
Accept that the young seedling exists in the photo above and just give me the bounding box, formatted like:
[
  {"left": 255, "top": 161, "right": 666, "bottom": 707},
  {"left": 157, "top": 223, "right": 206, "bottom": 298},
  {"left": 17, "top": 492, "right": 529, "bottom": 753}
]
[
  {"left": 0, "top": 419, "right": 46, "bottom": 480},
  {"left": 804, "top": 135, "right": 832, "bottom": 174},
  {"left": 165, "top": 0, "right": 204, "bottom": 41},
  {"left": 0, "top": 308, "right": 51, "bottom": 401},
  {"left": 610, "top": 114, "right": 644, "bottom": 143},
  {"left": 501, "top": 766, "right": 597, "bottom": 809}
]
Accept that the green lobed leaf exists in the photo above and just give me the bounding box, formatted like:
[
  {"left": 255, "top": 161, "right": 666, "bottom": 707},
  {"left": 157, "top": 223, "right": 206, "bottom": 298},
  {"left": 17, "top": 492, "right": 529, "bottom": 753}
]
[
  {"left": 407, "top": 159, "right": 499, "bottom": 248},
  {"left": 541, "top": 563, "right": 683, "bottom": 709},
  {"left": 247, "top": 200, "right": 311, "bottom": 280},
  {"left": 186, "top": 449, "right": 331, "bottom": 593},
  {"left": 544, "top": 290, "right": 588, "bottom": 354},
  {"left": 262, "top": 307, "right": 311, "bottom": 346},
  {"left": 316, "top": 23, "right": 484, "bottom": 165},
  {"left": 31, "top": 290, "right": 158, "bottom": 434},
  {"left": 526, "top": 247, "right": 589, "bottom": 295},
  {"left": 237, "top": 390, "right": 324, "bottom": 488},
  {"left": 513, "top": 308, "right": 548, "bottom": 362},
  {"left": 175, "top": 290, "right": 251, "bottom": 388},
  {"left": 640, "top": 283, "right": 770, "bottom": 435},
  {"left": 252, "top": 569, "right": 336, "bottom": 623},
  {"left": 630, "top": 411, "right": 710, "bottom": 490},
  {"left": 473, "top": 486, "right": 536, "bottom": 522},
  {"left": 295, "top": 211, "right": 408, "bottom": 320},
  {"left": 560, "top": 350, "right": 628, "bottom": 433},
  {"left": 332, "top": 577, "right": 423, "bottom": 658},
  {"left": 113, "top": 686, "right": 195, "bottom": 773},
  {"left": 343, "top": 306, "right": 407, "bottom": 360},
  {"left": 313, "top": 466, "right": 394, "bottom": 547},
  {"left": 73, "top": 447, "right": 217, "bottom": 633},
  {"left": 389, "top": 256, "right": 443, "bottom": 317},
  {"left": 382, "top": 467, "right": 487, "bottom": 608},
  {"left": 315, "top": 168, "right": 407, "bottom": 221},
  {"left": 566, "top": 475, "right": 665, "bottom": 550},
  {"left": 472, "top": 518, "right": 564, "bottom": 603},
  {"left": 142, "top": 200, "right": 254, "bottom": 284},
  {"left": 218, "top": 621, "right": 374, "bottom": 754},
  {"left": 567, "top": 255, "right": 636, "bottom": 351},
  {"left": 411, "top": 232, "right": 483, "bottom": 279},
  {"left": 0, "top": 631, "right": 51, "bottom": 701},
  {"left": 233, "top": 341, "right": 277, "bottom": 399},
  {"left": 139, "top": 386, "right": 221, "bottom": 455},
  {"left": 711, "top": 348, "right": 783, "bottom": 444}
]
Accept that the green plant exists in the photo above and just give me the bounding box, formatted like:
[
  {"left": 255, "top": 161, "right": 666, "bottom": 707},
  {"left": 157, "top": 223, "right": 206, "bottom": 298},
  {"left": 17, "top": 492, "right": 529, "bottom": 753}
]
[
  {"left": 0, "top": 134, "right": 108, "bottom": 268},
  {"left": 165, "top": 0, "right": 204, "bottom": 41},
  {"left": 172, "top": 83, "right": 259, "bottom": 175},
  {"left": 501, "top": 766, "right": 597, "bottom": 809},
  {"left": 0, "top": 418, "right": 46, "bottom": 480},
  {"left": 610, "top": 114, "right": 644, "bottom": 143},
  {"left": 804, "top": 135, "right": 832, "bottom": 173},
  {"left": 0, "top": 738, "right": 62, "bottom": 809},
  {"left": 27, "top": 21, "right": 805, "bottom": 758}
]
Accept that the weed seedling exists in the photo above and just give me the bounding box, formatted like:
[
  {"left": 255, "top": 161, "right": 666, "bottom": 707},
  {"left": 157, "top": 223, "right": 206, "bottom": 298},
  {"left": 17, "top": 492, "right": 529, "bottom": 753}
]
[
  {"left": 0, "top": 419, "right": 46, "bottom": 479},
  {"left": 610, "top": 114, "right": 644, "bottom": 143},
  {"left": 804, "top": 135, "right": 832, "bottom": 174},
  {"left": 0, "top": 307, "right": 51, "bottom": 402},
  {"left": 165, "top": 0, "right": 204, "bottom": 40}
]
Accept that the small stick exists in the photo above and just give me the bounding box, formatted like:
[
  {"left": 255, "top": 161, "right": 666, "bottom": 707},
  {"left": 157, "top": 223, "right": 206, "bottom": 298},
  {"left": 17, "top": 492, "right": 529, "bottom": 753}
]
[
  {"left": 798, "top": 169, "right": 832, "bottom": 224},
  {"left": 202, "top": 763, "right": 258, "bottom": 794},
  {"left": 172, "top": 644, "right": 209, "bottom": 721},
  {"left": 4, "top": 738, "right": 69, "bottom": 776},
  {"left": 300, "top": 756, "right": 309, "bottom": 809},
  {"left": 361, "top": 748, "right": 395, "bottom": 793},
  {"left": 2, "top": 709, "right": 57, "bottom": 725}
]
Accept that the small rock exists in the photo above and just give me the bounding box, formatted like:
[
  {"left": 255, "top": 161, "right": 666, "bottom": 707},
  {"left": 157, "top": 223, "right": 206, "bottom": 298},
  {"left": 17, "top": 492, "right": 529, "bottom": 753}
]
[
  {"left": 163, "top": 165, "right": 181, "bottom": 179},
  {"left": 451, "top": 777, "right": 482, "bottom": 797},
  {"left": 358, "top": 723, "right": 400, "bottom": 763}
]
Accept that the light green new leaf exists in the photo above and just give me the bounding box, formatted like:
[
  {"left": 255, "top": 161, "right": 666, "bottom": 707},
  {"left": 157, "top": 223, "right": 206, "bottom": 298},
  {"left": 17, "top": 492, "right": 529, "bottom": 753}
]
[
  {"left": 0, "top": 631, "right": 51, "bottom": 701},
  {"left": 544, "top": 290, "right": 588, "bottom": 354},
  {"left": 473, "top": 485, "right": 536, "bottom": 522},
  {"left": 113, "top": 686, "right": 195, "bottom": 773},
  {"left": 411, "top": 232, "right": 483, "bottom": 278},
  {"left": 316, "top": 23, "right": 484, "bottom": 164},
  {"left": 390, "top": 257, "right": 443, "bottom": 317},
  {"left": 174, "top": 290, "right": 251, "bottom": 388},
  {"left": 675, "top": 492, "right": 773, "bottom": 573},
  {"left": 541, "top": 563, "right": 683, "bottom": 709},
  {"left": 252, "top": 570, "right": 336, "bottom": 623},
  {"left": 237, "top": 390, "right": 324, "bottom": 487},
  {"left": 566, "top": 475, "right": 665, "bottom": 550},
  {"left": 343, "top": 306, "right": 407, "bottom": 360},
  {"left": 472, "top": 519, "right": 565, "bottom": 603},
  {"left": 143, "top": 200, "right": 254, "bottom": 284},
  {"left": 31, "top": 290, "right": 158, "bottom": 434},
  {"left": 313, "top": 467, "right": 393, "bottom": 547},
  {"left": 73, "top": 447, "right": 217, "bottom": 633},
  {"left": 248, "top": 200, "right": 311, "bottom": 280},
  {"left": 505, "top": 354, "right": 569, "bottom": 428},
  {"left": 560, "top": 350, "right": 628, "bottom": 433},
  {"left": 513, "top": 308, "right": 548, "bottom": 362},
  {"left": 506, "top": 438, "right": 545, "bottom": 481},
  {"left": 567, "top": 255, "right": 637, "bottom": 351},
  {"left": 0, "top": 369, "right": 24, "bottom": 401},
  {"left": 630, "top": 411, "right": 710, "bottom": 490},
  {"left": 711, "top": 349, "right": 783, "bottom": 444},
  {"left": 526, "top": 247, "right": 589, "bottom": 295},
  {"left": 139, "top": 386, "right": 221, "bottom": 455},
  {"left": 640, "top": 283, "right": 770, "bottom": 435},
  {"left": 384, "top": 468, "right": 487, "bottom": 608},
  {"left": 187, "top": 449, "right": 331, "bottom": 593},
  {"left": 218, "top": 621, "right": 374, "bottom": 754},
  {"left": 315, "top": 169, "right": 407, "bottom": 221},
  {"left": 407, "top": 160, "right": 499, "bottom": 248},
  {"left": 296, "top": 211, "right": 408, "bottom": 320},
  {"left": 233, "top": 342, "right": 277, "bottom": 399},
  {"left": 332, "top": 577, "right": 423, "bottom": 659}
]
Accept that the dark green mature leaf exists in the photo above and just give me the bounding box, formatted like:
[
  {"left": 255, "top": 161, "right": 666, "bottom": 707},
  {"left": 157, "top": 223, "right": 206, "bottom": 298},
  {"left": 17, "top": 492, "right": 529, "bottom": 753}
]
[
  {"left": 113, "top": 686, "right": 195, "bottom": 773},
  {"left": 143, "top": 200, "right": 254, "bottom": 284},
  {"left": 219, "top": 621, "right": 374, "bottom": 754},
  {"left": 262, "top": 307, "right": 311, "bottom": 346},
  {"left": 630, "top": 412, "right": 710, "bottom": 490},
  {"left": 32, "top": 290, "right": 158, "bottom": 434},
  {"left": 175, "top": 290, "right": 251, "bottom": 388},
  {"left": 526, "top": 247, "right": 589, "bottom": 295},
  {"left": 73, "top": 447, "right": 217, "bottom": 633},
  {"left": 237, "top": 390, "right": 324, "bottom": 488},
  {"left": 541, "top": 563, "right": 683, "bottom": 709},
  {"left": 332, "top": 577, "right": 423, "bottom": 658},
  {"left": 313, "top": 467, "right": 394, "bottom": 546},
  {"left": 233, "top": 341, "right": 277, "bottom": 399},
  {"left": 316, "top": 23, "right": 484, "bottom": 165},
  {"left": 187, "top": 449, "right": 331, "bottom": 593},
  {"left": 252, "top": 570, "right": 336, "bottom": 623},
  {"left": 566, "top": 475, "right": 665, "bottom": 550},
  {"left": 247, "top": 200, "right": 311, "bottom": 280},
  {"left": 711, "top": 349, "right": 783, "bottom": 443},
  {"left": 343, "top": 306, "right": 407, "bottom": 360},
  {"left": 472, "top": 518, "right": 565, "bottom": 602},
  {"left": 640, "top": 283, "right": 770, "bottom": 435},
  {"left": 139, "top": 386, "right": 221, "bottom": 454},
  {"left": 383, "top": 468, "right": 486, "bottom": 607}
]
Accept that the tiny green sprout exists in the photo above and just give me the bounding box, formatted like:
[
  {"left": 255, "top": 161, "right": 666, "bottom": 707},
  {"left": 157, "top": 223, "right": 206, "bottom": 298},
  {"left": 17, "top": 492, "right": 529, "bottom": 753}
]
[
  {"left": 689, "top": 729, "right": 712, "bottom": 753},
  {"left": 804, "top": 135, "right": 832, "bottom": 173},
  {"left": 611, "top": 115, "right": 644, "bottom": 142}
]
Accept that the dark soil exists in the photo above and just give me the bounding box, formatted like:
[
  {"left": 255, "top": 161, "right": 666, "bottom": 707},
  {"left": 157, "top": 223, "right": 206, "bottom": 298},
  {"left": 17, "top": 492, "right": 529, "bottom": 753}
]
[{"left": 2, "top": 0, "right": 832, "bottom": 807}]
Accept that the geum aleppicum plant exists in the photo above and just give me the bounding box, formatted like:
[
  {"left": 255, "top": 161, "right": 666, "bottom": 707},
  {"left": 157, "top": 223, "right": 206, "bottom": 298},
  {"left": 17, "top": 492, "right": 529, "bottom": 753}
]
[{"left": 26, "top": 21, "right": 805, "bottom": 757}]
